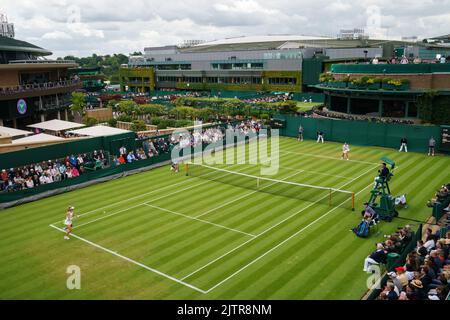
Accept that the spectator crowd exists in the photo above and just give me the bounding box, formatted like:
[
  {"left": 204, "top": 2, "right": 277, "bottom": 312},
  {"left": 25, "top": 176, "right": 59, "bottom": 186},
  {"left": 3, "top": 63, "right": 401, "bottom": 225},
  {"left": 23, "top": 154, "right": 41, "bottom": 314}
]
[
  {"left": 312, "top": 109, "right": 416, "bottom": 125},
  {"left": 374, "top": 227, "right": 450, "bottom": 300},
  {"left": 0, "top": 150, "right": 108, "bottom": 192},
  {"left": 242, "top": 94, "right": 292, "bottom": 104},
  {"left": 1, "top": 121, "right": 264, "bottom": 192},
  {"left": 363, "top": 182, "right": 450, "bottom": 301}
]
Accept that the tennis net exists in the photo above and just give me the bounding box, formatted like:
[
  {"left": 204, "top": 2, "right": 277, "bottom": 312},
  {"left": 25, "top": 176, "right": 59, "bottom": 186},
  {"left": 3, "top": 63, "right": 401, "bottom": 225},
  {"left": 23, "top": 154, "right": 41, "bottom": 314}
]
[{"left": 185, "top": 163, "right": 355, "bottom": 210}]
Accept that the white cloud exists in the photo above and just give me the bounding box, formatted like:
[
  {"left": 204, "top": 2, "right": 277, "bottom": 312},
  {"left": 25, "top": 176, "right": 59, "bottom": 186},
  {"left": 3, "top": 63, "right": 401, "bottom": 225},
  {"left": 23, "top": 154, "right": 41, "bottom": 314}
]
[
  {"left": 0, "top": 0, "right": 448, "bottom": 57},
  {"left": 42, "top": 31, "right": 73, "bottom": 40}
]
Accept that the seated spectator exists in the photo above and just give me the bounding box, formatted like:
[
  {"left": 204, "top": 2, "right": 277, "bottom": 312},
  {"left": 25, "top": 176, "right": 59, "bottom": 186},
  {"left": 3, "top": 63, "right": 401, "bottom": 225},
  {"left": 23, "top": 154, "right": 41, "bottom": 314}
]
[
  {"left": 386, "top": 282, "right": 399, "bottom": 300},
  {"left": 25, "top": 176, "right": 34, "bottom": 189},
  {"left": 127, "top": 152, "right": 137, "bottom": 163},
  {"left": 407, "top": 279, "right": 427, "bottom": 300},
  {"left": 363, "top": 243, "right": 387, "bottom": 272},
  {"left": 424, "top": 234, "right": 436, "bottom": 252},
  {"left": 71, "top": 166, "right": 80, "bottom": 178}
]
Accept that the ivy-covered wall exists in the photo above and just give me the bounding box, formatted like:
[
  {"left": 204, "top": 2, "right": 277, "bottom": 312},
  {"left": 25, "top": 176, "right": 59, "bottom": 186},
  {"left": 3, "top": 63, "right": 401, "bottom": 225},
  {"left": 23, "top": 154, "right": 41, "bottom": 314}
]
[
  {"left": 418, "top": 92, "right": 450, "bottom": 125},
  {"left": 119, "top": 67, "right": 155, "bottom": 92}
]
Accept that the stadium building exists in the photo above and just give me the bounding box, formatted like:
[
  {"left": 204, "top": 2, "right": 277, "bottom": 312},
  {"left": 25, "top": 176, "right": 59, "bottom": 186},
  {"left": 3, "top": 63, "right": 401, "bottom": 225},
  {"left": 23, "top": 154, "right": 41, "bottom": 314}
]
[
  {"left": 0, "top": 16, "right": 81, "bottom": 129},
  {"left": 120, "top": 34, "right": 450, "bottom": 99},
  {"left": 69, "top": 67, "right": 107, "bottom": 93},
  {"left": 120, "top": 35, "right": 386, "bottom": 94},
  {"left": 316, "top": 63, "right": 450, "bottom": 119}
]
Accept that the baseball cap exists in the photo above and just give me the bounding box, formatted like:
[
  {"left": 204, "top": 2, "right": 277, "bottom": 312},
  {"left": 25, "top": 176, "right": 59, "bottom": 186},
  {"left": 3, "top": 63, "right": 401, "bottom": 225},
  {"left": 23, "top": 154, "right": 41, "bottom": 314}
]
[{"left": 395, "top": 266, "right": 406, "bottom": 273}]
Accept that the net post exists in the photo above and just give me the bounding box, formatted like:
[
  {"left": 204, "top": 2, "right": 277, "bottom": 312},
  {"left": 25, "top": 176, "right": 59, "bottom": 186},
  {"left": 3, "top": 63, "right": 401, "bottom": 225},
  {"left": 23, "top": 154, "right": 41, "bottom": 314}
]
[
  {"left": 352, "top": 192, "right": 355, "bottom": 211},
  {"left": 185, "top": 163, "right": 189, "bottom": 176}
]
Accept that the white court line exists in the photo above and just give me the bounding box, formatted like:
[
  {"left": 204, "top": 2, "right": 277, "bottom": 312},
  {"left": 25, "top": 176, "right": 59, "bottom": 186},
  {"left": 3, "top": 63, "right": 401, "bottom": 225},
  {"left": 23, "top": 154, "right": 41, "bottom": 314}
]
[
  {"left": 49, "top": 170, "right": 213, "bottom": 226},
  {"left": 203, "top": 178, "right": 377, "bottom": 293},
  {"left": 281, "top": 150, "right": 379, "bottom": 166},
  {"left": 180, "top": 163, "right": 378, "bottom": 281},
  {"left": 73, "top": 179, "right": 212, "bottom": 229},
  {"left": 195, "top": 171, "right": 302, "bottom": 219},
  {"left": 49, "top": 224, "right": 207, "bottom": 294},
  {"left": 51, "top": 148, "right": 245, "bottom": 224},
  {"left": 143, "top": 203, "right": 256, "bottom": 237},
  {"left": 272, "top": 165, "right": 353, "bottom": 180},
  {"left": 68, "top": 164, "right": 244, "bottom": 229}
]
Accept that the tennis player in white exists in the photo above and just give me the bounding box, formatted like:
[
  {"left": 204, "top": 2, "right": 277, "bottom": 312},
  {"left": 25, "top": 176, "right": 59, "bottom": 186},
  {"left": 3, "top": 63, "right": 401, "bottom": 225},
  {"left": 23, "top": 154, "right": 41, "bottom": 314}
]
[
  {"left": 64, "top": 206, "right": 78, "bottom": 240},
  {"left": 342, "top": 143, "right": 350, "bottom": 160}
]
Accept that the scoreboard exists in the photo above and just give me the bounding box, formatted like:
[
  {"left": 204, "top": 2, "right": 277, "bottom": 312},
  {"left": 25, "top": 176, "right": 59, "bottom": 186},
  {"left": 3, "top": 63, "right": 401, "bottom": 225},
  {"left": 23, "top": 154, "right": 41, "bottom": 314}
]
[{"left": 441, "top": 126, "right": 450, "bottom": 152}]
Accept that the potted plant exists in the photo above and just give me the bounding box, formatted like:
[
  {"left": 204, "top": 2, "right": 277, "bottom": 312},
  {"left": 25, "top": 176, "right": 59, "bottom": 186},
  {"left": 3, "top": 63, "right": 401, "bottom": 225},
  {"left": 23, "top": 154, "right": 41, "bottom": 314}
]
[
  {"left": 367, "top": 77, "right": 381, "bottom": 90},
  {"left": 382, "top": 78, "right": 395, "bottom": 90},
  {"left": 349, "top": 78, "right": 362, "bottom": 89},
  {"left": 319, "top": 73, "right": 335, "bottom": 86},
  {"left": 360, "top": 76, "right": 370, "bottom": 88}
]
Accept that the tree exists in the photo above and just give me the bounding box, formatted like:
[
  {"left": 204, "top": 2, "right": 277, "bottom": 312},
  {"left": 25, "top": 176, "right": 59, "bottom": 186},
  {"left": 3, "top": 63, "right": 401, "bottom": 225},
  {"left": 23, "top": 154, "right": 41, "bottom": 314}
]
[
  {"left": 83, "top": 117, "right": 99, "bottom": 127},
  {"left": 139, "top": 104, "right": 166, "bottom": 117},
  {"left": 70, "top": 92, "right": 87, "bottom": 123},
  {"left": 278, "top": 101, "right": 298, "bottom": 114},
  {"left": 70, "top": 92, "right": 87, "bottom": 113},
  {"left": 130, "top": 120, "right": 147, "bottom": 132},
  {"left": 117, "top": 100, "right": 138, "bottom": 115},
  {"left": 171, "top": 106, "right": 196, "bottom": 120}
]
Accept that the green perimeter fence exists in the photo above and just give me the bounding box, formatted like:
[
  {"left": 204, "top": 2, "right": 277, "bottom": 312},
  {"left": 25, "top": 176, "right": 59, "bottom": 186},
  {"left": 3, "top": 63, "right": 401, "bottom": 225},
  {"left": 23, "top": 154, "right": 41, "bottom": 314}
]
[
  {"left": 0, "top": 123, "right": 233, "bottom": 205},
  {"left": 0, "top": 117, "right": 446, "bottom": 204},
  {"left": 276, "top": 115, "right": 442, "bottom": 153}
]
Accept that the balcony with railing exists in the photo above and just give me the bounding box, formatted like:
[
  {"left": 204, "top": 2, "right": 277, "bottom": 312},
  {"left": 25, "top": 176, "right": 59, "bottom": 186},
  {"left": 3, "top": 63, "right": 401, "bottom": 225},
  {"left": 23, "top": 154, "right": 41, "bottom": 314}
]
[
  {"left": 8, "top": 59, "right": 77, "bottom": 65},
  {"left": 0, "top": 79, "right": 82, "bottom": 100}
]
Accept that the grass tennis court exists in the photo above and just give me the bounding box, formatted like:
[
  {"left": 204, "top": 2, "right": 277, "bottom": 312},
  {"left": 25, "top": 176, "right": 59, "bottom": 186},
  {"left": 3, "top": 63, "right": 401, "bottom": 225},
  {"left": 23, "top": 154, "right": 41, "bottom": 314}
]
[{"left": 1, "top": 137, "right": 450, "bottom": 300}]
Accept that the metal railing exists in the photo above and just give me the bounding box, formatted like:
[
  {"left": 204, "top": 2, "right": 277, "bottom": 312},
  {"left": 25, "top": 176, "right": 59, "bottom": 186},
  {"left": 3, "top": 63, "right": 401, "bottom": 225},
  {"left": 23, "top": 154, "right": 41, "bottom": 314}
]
[
  {"left": 8, "top": 59, "right": 76, "bottom": 65},
  {"left": 0, "top": 80, "right": 82, "bottom": 96}
]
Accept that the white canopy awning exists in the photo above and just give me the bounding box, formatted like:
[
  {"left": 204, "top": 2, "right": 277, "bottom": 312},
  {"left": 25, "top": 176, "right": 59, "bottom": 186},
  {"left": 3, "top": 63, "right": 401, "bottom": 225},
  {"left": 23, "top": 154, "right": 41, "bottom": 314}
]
[
  {"left": 67, "top": 125, "right": 131, "bottom": 137},
  {"left": 0, "top": 126, "right": 32, "bottom": 137},
  {"left": 28, "top": 119, "right": 85, "bottom": 132},
  {"left": 12, "top": 133, "right": 65, "bottom": 144}
]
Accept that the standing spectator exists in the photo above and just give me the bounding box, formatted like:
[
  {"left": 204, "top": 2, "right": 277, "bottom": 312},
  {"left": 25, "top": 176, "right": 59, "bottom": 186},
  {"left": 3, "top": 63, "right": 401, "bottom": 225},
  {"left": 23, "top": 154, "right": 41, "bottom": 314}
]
[
  {"left": 69, "top": 155, "right": 77, "bottom": 168},
  {"left": 120, "top": 146, "right": 127, "bottom": 158},
  {"left": 298, "top": 125, "right": 304, "bottom": 142},
  {"left": 399, "top": 137, "right": 408, "bottom": 153},
  {"left": 1, "top": 169, "right": 8, "bottom": 190},
  {"left": 428, "top": 137, "right": 436, "bottom": 156},
  {"left": 317, "top": 130, "right": 324, "bottom": 144}
]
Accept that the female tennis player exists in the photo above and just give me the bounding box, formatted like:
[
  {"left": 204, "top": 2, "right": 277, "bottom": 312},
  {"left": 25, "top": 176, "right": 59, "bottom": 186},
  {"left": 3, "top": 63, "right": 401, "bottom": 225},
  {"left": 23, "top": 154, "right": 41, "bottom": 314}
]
[
  {"left": 342, "top": 143, "right": 350, "bottom": 160},
  {"left": 64, "top": 206, "right": 78, "bottom": 240}
]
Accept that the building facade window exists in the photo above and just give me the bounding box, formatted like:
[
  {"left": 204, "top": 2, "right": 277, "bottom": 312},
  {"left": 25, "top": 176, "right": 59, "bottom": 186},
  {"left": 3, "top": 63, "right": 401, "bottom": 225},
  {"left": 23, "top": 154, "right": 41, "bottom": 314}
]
[{"left": 268, "top": 78, "right": 297, "bottom": 85}]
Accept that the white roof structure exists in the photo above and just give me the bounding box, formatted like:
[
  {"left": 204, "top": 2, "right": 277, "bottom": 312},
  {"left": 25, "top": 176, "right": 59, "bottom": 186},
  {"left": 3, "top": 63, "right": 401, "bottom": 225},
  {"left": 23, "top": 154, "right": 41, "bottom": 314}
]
[
  {"left": 27, "top": 119, "right": 85, "bottom": 132},
  {"left": 67, "top": 125, "right": 131, "bottom": 137},
  {"left": 12, "top": 133, "right": 65, "bottom": 144},
  {"left": 0, "top": 126, "right": 32, "bottom": 137},
  {"left": 198, "top": 35, "right": 333, "bottom": 46}
]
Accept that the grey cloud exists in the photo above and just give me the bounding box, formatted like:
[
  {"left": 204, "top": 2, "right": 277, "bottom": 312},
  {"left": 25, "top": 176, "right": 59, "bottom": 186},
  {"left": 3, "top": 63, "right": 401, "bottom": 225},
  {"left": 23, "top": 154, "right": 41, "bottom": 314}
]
[{"left": 0, "top": 0, "right": 448, "bottom": 57}]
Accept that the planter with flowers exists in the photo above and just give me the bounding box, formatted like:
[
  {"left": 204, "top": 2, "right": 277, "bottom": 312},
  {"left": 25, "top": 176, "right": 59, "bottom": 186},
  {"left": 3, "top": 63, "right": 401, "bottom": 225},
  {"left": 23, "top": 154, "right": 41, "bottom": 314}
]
[
  {"left": 367, "top": 78, "right": 382, "bottom": 90},
  {"left": 382, "top": 78, "right": 410, "bottom": 90}
]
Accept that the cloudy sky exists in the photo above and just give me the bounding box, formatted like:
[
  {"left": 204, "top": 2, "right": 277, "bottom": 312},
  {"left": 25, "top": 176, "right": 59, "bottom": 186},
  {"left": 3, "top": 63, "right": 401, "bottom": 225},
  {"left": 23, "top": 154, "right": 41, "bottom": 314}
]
[{"left": 1, "top": 0, "right": 449, "bottom": 58}]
